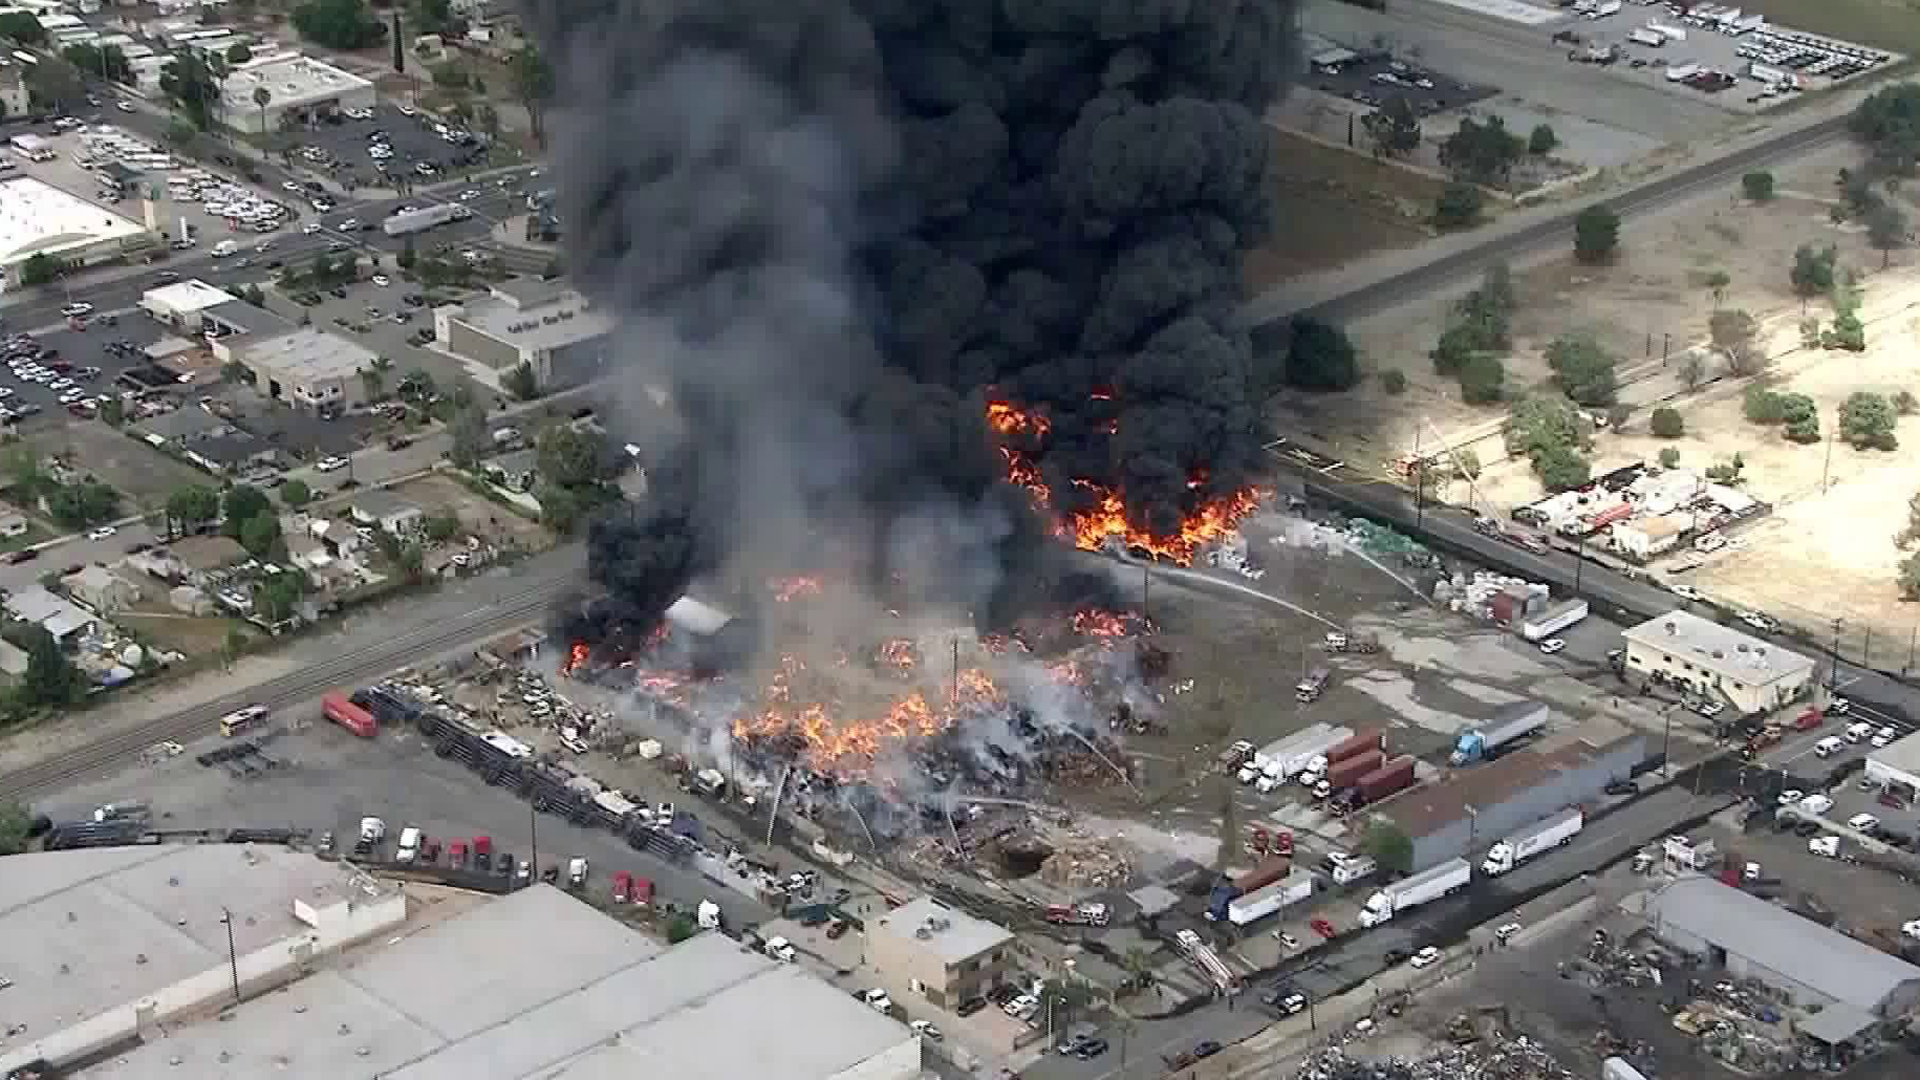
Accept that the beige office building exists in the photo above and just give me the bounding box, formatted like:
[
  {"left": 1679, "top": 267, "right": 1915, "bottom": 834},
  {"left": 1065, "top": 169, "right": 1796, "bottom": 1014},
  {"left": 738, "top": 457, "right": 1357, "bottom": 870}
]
[{"left": 868, "top": 896, "right": 1013, "bottom": 1008}]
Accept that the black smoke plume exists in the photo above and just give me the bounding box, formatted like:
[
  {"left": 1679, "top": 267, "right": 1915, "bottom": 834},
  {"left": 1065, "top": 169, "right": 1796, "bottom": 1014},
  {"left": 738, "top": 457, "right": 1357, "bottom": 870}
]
[{"left": 525, "top": 0, "right": 1296, "bottom": 634}]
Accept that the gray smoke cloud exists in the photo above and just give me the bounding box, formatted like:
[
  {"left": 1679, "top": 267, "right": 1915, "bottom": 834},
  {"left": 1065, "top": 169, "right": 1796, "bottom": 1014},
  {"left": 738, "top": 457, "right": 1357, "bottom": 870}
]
[{"left": 524, "top": 0, "right": 1298, "bottom": 633}]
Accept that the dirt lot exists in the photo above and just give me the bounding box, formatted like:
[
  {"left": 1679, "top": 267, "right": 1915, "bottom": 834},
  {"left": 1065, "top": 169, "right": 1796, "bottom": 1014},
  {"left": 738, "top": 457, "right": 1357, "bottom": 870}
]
[
  {"left": 390, "top": 473, "right": 555, "bottom": 551},
  {"left": 23, "top": 422, "right": 210, "bottom": 518},
  {"left": 1245, "top": 128, "right": 1441, "bottom": 288},
  {"left": 115, "top": 604, "right": 257, "bottom": 660},
  {"left": 1280, "top": 142, "right": 1902, "bottom": 468}
]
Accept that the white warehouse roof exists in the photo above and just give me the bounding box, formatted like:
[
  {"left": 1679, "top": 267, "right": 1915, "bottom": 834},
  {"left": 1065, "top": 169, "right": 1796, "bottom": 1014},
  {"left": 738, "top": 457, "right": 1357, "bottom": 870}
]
[
  {"left": 1621, "top": 609, "right": 1814, "bottom": 686},
  {"left": 142, "top": 278, "right": 237, "bottom": 314},
  {"left": 0, "top": 176, "right": 148, "bottom": 266},
  {"left": 219, "top": 55, "right": 372, "bottom": 112},
  {"left": 74, "top": 886, "right": 919, "bottom": 1080}
]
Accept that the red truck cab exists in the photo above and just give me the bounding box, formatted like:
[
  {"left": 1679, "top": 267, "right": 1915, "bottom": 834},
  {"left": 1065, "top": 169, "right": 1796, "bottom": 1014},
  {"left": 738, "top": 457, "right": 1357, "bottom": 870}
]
[
  {"left": 632, "top": 877, "right": 654, "bottom": 906},
  {"left": 472, "top": 835, "right": 493, "bottom": 871},
  {"left": 612, "top": 871, "right": 632, "bottom": 903},
  {"left": 449, "top": 840, "right": 469, "bottom": 868}
]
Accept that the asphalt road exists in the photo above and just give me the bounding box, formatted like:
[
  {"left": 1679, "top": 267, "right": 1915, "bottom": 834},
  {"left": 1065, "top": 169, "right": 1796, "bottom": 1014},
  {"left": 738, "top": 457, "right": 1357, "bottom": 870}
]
[
  {"left": 0, "top": 543, "right": 586, "bottom": 802},
  {"left": 1279, "top": 115, "right": 1849, "bottom": 324}
]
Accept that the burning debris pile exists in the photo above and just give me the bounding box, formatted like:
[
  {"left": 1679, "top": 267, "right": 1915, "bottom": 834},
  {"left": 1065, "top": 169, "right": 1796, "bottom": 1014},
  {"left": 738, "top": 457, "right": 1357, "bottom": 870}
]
[
  {"left": 1039, "top": 835, "right": 1132, "bottom": 890},
  {"left": 1292, "top": 1038, "right": 1581, "bottom": 1080},
  {"left": 564, "top": 593, "right": 1170, "bottom": 833}
]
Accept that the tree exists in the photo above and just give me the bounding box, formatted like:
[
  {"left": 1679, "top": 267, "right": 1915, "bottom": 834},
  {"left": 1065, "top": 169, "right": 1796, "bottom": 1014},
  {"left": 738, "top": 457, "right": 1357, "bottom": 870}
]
[
  {"left": 167, "top": 485, "right": 221, "bottom": 535},
  {"left": 100, "top": 398, "right": 125, "bottom": 426},
  {"left": 1528, "top": 123, "right": 1558, "bottom": 155},
  {"left": 1650, "top": 407, "right": 1685, "bottom": 438},
  {"left": 1849, "top": 83, "right": 1920, "bottom": 176},
  {"left": 511, "top": 45, "right": 555, "bottom": 146},
  {"left": 450, "top": 406, "right": 489, "bottom": 469},
  {"left": 63, "top": 43, "right": 131, "bottom": 84},
  {"left": 1659, "top": 447, "right": 1681, "bottom": 468},
  {"left": 398, "top": 367, "right": 436, "bottom": 403},
  {"left": 1431, "top": 324, "right": 1477, "bottom": 376},
  {"left": 359, "top": 365, "right": 386, "bottom": 400},
  {"left": 1679, "top": 352, "right": 1707, "bottom": 391},
  {"left": 1573, "top": 204, "right": 1620, "bottom": 264},
  {"left": 1362, "top": 95, "right": 1420, "bottom": 159},
  {"left": 281, "top": 478, "right": 312, "bottom": 507},
  {"left": 391, "top": 9, "right": 405, "bottom": 73},
  {"left": 1705, "top": 309, "right": 1759, "bottom": 376},
  {"left": 1454, "top": 262, "right": 1515, "bottom": 350},
  {"left": 19, "top": 625, "right": 79, "bottom": 708},
  {"left": 1545, "top": 333, "right": 1618, "bottom": 406},
  {"left": 0, "top": 800, "right": 31, "bottom": 854},
  {"left": 1790, "top": 243, "right": 1838, "bottom": 298},
  {"left": 1898, "top": 490, "right": 1920, "bottom": 550},
  {"left": 1902, "top": 552, "right": 1920, "bottom": 601},
  {"left": 0, "top": 11, "right": 46, "bottom": 46},
  {"left": 1459, "top": 353, "right": 1505, "bottom": 404},
  {"left": 46, "top": 481, "right": 119, "bottom": 526},
  {"left": 160, "top": 52, "right": 223, "bottom": 130},
  {"left": 238, "top": 512, "right": 282, "bottom": 558},
  {"left": 1439, "top": 115, "right": 1524, "bottom": 184},
  {"left": 222, "top": 485, "right": 271, "bottom": 536},
  {"left": 1897, "top": 390, "right": 1918, "bottom": 415},
  {"left": 537, "top": 426, "right": 603, "bottom": 489},
  {"left": 18, "top": 253, "right": 61, "bottom": 287},
  {"left": 292, "top": 0, "right": 386, "bottom": 49},
  {"left": 1534, "top": 444, "right": 1592, "bottom": 491},
  {"left": 1703, "top": 270, "right": 1730, "bottom": 306},
  {"left": 1866, "top": 199, "right": 1908, "bottom": 268},
  {"left": 1840, "top": 391, "right": 1899, "bottom": 450},
  {"left": 1364, "top": 822, "right": 1414, "bottom": 876},
  {"left": 504, "top": 361, "right": 541, "bottom": 402},
  {"left": 1433, "top": 182, "right": 1484, "bottom": 230},
  {"left": 1284, "top": 315, "right": 1359, "bottom": 391},
  {"left": 1742, "top": 170, "right": 1775, "bottom": 201},
  {"left": 422, "top": 512, "right": 460, "bottom": 543},
  {"left": 252, "top": 85, "right": 272, "bottom": 134},
  {"left": 1824, "top": 309, "right": 1867, "bottom": 352},
  {"left": 1505, "top": 394, "right": 1587, "bottom": 461},
  {"left": 253, "top": 572, "right": 305, "bottom": 621},
  {"left": 226, "top": 42, "right": 253, "bottom": 65},
  {"left": 24, "top": 55, "right": 85, "bottom": 112},
  {"left": 1381, "top": 369, "right": 1408, "bottom": 395}
]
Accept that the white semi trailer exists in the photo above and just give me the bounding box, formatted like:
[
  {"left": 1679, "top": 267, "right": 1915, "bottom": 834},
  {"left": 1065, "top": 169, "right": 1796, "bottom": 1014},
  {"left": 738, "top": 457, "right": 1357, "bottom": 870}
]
[
  {"left": 1358, "top": 858, "right": 1470, "bottom": 928},
  {"left": 1481, "top": 807, "right": 1585, "bottom": 876}
]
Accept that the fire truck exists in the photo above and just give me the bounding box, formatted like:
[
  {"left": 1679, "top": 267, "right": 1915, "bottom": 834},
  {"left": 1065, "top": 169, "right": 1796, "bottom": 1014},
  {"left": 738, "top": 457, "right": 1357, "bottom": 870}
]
[{"left": 1044, "top": 903, "right": 1111, "bottom": 927}]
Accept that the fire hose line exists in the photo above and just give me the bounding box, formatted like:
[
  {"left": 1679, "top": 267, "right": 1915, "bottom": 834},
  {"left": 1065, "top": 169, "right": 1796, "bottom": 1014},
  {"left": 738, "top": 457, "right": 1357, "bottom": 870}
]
[{"left": 0, "top": 572, "right": 584, "bottom": 802}]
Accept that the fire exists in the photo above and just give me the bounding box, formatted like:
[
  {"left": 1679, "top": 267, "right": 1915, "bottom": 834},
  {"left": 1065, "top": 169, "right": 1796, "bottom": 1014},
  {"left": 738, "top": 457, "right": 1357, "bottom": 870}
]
[
  {"left": 732, "top": 660, "right": 1012, "bottom": 776},
  {"left": 878, "top": 639, "right": 918, "bottom": 672},
  {"left": 1071, "top": 609, "right": 1132, "bottom": 638},
  {"left": 987, "top": 401, "right": 1051, "bottom": 438},
  {"left": 769, "top": 576, "right": 823, "bottom": 602},
  {"left": 563, "top": 641, "right": 590, "bottom": 675},
  {"left": 986, "top": 403, "right": 1267, "bottom": 565},
  {"left": 635, "top": 668, "right": 690, "bottom": 705},
  {"left": 980, "top": 632, "right": 1030, "bottom": 655},
  {"left": 955, "top": 667, "right": 1003, "bottom": 706}
]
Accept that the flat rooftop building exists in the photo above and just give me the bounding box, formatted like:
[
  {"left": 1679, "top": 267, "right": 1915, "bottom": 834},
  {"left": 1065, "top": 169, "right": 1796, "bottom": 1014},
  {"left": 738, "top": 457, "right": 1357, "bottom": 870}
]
[
  {"left": 61, "top": 885, "right": 920, "bottom": 1080},
  {"left": 433, "top": 279, "right": 613, "bottom": 392},
  {"left": 234, "top": 327, "right": 379, "bottom": 412},
  {"left": 870, "top": 895, "right": 1014, "bottom": 1009},
  {"left": 0, "top": 176, "right": 153, "bottom": 286},
  {"left": 1620, "top": 609, "right": 1815, "bottom": 713},
  {"left": 139, "top": 279, "right": 237, "bottom": 329},
  {"left": 217, "top": 55, "right": 376, "bottom": 134}
]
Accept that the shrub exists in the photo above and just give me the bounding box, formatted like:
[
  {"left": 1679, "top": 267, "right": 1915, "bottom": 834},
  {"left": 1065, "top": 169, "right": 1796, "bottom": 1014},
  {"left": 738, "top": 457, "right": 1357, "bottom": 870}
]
[
  {"left": 1650, "top": 407, "right": 1684, "bottom": 438},
  {"left": 1741, "top": 170, "right": 1774, "bottom": 201},
  {"left": 1380, "top": 369, "right": 1408, "bottom": 395},
  {"left": 1658, "top": 447, "right": 1681, "bottom": 468}
]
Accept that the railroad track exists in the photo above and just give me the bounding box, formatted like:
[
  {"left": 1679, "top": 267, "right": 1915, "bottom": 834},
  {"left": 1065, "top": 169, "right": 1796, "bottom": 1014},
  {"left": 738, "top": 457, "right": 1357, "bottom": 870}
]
[{"left": 0, "top": 567, "right": 583, "bottom": 803}]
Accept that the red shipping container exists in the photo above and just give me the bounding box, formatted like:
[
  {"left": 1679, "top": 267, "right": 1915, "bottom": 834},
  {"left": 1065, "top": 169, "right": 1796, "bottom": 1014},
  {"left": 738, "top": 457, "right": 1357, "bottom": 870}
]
[
  {"left": 1326, "top": 749, "right": 1385, "bottom": 790},
  {"left": 1324, "top": 729, "right": 1384, "bottom": 766},
  {"left": 322, "top": 692, "right": 376, "bottom": 737},
  {"left": 1356, "top": 756, "right": 1417, "bottom": 803},
  {"left": 1233, "top": 856, "right": 1291, "bottom": 894},
  {"left": 1489, "top": 592, "right": 1520, "bottom": 626}
]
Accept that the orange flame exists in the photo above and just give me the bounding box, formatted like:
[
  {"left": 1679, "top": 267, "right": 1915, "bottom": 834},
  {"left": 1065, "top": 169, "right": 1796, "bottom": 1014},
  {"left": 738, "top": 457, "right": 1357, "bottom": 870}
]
[
  {"left": 987, "top": 403, "right": 1267, "bottom": 565},
  {"left": 987, "top": 401, "right": 1051, "bottom": 438},
  {"left": 732, "top": 661, "right": 1011, "bottom": 777},
  {"left": 563, "top": 641, "right": 590, "bottom": 675},
  {"left": 769, "top": 576, "right": 824, "bottom": 602},
  {"left": 1071, "top": 609, "right": 1132, "bottom": 638},
  {"left": 878, "top": 639, "right": 918, "bottom": 672}
]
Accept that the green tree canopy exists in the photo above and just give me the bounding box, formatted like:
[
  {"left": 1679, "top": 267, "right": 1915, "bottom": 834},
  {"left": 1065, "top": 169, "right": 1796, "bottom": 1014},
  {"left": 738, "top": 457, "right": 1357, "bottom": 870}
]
[
  {"left": 1505, "top": 394, "right": 1587, "bottom": 460},
  {"left": 1849, "top": 82, "right": 1920, "bottom": 176},
  {"left": 0, "top": 11, "right": 46, "bottom": 45},
  {"left": 160, "top": 51, "right": 223, "bottom": 130},
  {"left": 238, "top": 512, "right": 283, "bottom": 558},
  {"left": 0, "top": 800, "right": 32, "bottom": 854},
  {"left": 1790, "top": 243, "right": 1838, "bottom": 297},
  {"left": 19, "top": 253, "right": 62, "bottom": 288},
  {"left": 222, "top": 485, "right": 271, "bottom": 534},
  {"left": 1544, "top": 333, "right": 1618, "bottom": 407},
  {"left": 19, "top": 624, "right": 80, "bottom": 708},
  {"left": 1284, "top": 315, "right": 1360, "bottom": 392},
  {"left": 1574, "top": 204, "right": 1620, "bottom": 264},
  {"left": 1432, "top": 182, "right": 1484, "bottom": 230},
  {"left": 1439, "top": 115, "right": 1524, "bottom": 185},
  {"left": 1742, "top": 170, "right": 1775, "bottom": 201},
  {"left": 1650, "top": 407, "right": 1685, "bottom": 438},
  {"left": 1364, "top": 822, "right": 1414, "bottom": 876},
  {"left": 292, "top": 0, "right": 386, "bottom": 49},
  {"left": 504, "top": 361, "right": 541, "bottom": 402},
  {"left": 167, "top": 485, "right": 221, "bottom": 534},
  {"left": 1363, "top": 95, "right": 1421, "bottom": 159},
  {"left": 536, "top": 425, "right": 603, "bottom": 488},
  {"left": 1839, "top": 391, "right": 1899, "bottom": 450}
]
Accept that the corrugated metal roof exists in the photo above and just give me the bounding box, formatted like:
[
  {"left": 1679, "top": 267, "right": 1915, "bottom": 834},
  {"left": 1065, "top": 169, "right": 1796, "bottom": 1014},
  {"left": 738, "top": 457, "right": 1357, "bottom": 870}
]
[{"left": 1647, "top": 877, "right": 1920, "bottom": 1014}]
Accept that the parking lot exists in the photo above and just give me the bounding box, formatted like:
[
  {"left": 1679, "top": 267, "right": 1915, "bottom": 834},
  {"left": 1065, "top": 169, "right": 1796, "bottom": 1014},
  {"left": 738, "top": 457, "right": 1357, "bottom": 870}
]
[
  {"left": 279, "top": 104, "right": 494, "bottom": 194},
  {"left": 1308, "top": 49, "right": 1500, "bottom": 117},
  {"left": 0, "top": 313, "right": 174, "bottom": 425},
  {"left": 1554, "top": 0, "right": 1900, "bottom": 111}
]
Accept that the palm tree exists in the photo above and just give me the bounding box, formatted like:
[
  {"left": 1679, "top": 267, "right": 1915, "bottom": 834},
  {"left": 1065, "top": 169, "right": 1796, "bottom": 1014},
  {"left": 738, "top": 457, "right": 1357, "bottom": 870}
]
[
  {"left": 252, "top": 86, "right": 270, "bottom": 135},
  {"left": 1119, "top": 946, "right": 1157, "bottom": 994}
]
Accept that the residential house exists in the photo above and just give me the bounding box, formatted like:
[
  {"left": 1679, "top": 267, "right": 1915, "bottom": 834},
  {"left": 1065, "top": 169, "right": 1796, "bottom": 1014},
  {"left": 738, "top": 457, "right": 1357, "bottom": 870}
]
[
  {"left": 349, "top": 492, "right": 425, "bottom": 536},
  {"left": 64, "top": 564, "right": 145, "bottom": 613},
  {"left": 167, "top": 535, "right": 251, "bottom": 580},
  {"left": 481, "top": 449, "right": 539, "bottom": 493},
  {"left": 182, "top": 433, "right": 281, "bottom": 477},
  {"left": 0, "top": 512, "right": 27, "bottom": 539},
  {"left": 5, "top": 587, "right": 97, "bottom": 645}
]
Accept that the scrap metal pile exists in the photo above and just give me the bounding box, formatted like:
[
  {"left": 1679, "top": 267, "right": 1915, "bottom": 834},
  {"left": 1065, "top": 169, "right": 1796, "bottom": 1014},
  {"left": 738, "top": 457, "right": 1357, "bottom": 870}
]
[
  {"left": 1292, "top": 1036, "right": 1580, "bottom": 1080},
  {"left": 566, "top": 592, "right": 1169, "bottom": 834}
]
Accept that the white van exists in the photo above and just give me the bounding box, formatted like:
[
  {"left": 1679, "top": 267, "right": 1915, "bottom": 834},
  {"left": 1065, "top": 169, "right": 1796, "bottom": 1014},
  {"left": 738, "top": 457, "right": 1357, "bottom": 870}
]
[
  {"left": 1845, "top": 722, "right": 1874, "bottom": 744},
  {"left": 1814, "top": 735, "right": 1845, "bottom": 758},
  {"left": 396, "top": 826, "right": 422, "bottom": 863},
  {"left": 211, "top": 239, "right": 238, "bottom": 258}
]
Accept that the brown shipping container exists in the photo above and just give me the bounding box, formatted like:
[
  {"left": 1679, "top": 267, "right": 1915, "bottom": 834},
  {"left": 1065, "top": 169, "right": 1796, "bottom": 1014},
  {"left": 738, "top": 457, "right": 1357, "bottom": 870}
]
[
  {"left": 1489, "top": 592, "right": 1520, "bottom": 626},
  {"left": 1356, "top": 756, "right": 1416, "bottom": 802},
  {"left": 1324, "top": 729, "right": 1385, "bottom": 766},
  {"left": 1326, "top": 749, "right": 1385, "bottom": 790},
  {"left": 1233, "top": 856, "right": 1291, "bottom": 894}
]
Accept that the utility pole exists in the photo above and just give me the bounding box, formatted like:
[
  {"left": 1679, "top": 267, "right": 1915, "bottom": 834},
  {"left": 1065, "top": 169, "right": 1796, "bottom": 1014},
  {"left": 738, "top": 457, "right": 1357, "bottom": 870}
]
[
  {"left": 528, "top": 801, "right": 539, "bottom": 887},
  {"left": 1822, "top": 419, "right": 1835, "bottom": 493},
  {"left": 221, "top": 907, "right": 240, "bottom": 1004},
  {"left": 1828, "top": 617, "right": 1845, "bottom": 695},
  {"left": 1662, "top": 707, "right": 1673, "bottom": 779},
  {"left": 1573, "top": 531, "right": 1587, "bottom": 597},
  {"left": 1142, "top": 562, "right": 1151, "bottom": 623},
  {"left": 950, "top": 637, "right": 959, "bottom": 705},
  {"left": 1413, "top": 426, "right": 1426, "bottom": 531}
]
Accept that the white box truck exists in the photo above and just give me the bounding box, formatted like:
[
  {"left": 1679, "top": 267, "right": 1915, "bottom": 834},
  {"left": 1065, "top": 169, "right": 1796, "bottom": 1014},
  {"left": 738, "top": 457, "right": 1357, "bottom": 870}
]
[
  {"left": 1522, "top": 599, "right": 1588, "bottom": 642},
  {"left": 1226, "top": 870, "right": 1314, "bottom": 926},
  {"left": 1628, "top": 27, "right": 1666, "bottom": 46},
  {"left": 1328, "top": 853, "right": 1378, "bottom": 886},
  {"left": 1358, "top": 858, "right": 1470, "bottom": 927},
  {"left": 1240, "top": 724, "right": 1333, "bottom": 785},
  {"left": 1481, "top": 807, "right": 1584, "bottom": 876}
]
